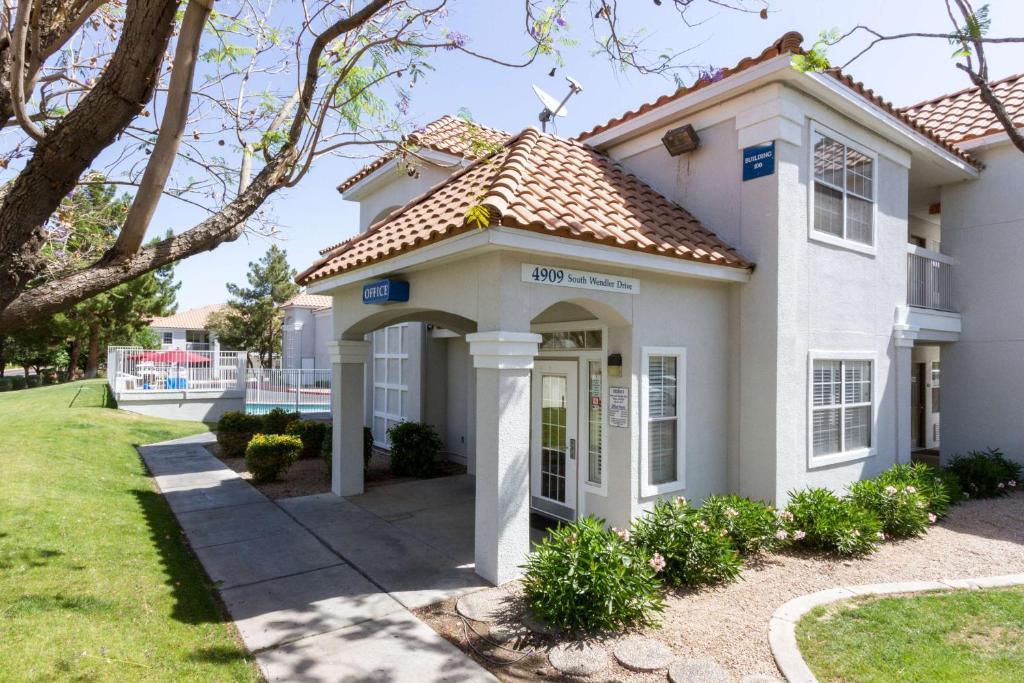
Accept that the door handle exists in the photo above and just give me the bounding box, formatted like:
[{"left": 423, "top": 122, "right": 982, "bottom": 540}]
[{"left": 569, "top": 438, "right": 576, "bottom": 460}]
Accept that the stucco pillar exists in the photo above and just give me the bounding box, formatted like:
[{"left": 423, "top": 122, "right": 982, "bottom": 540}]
[
  {"left": 895, "top": 334, "right": 915, "bottom": 464},
  {"left": 466, "top": 331, "right": 542, "bottom": 585},
  {"left": 328, "top": 340, "right": 369, "bottom": 496}
]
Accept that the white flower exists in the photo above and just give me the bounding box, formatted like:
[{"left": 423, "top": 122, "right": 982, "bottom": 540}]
[
  {"left": 612, "top": 527, "right": 631, "bottom": 542},
  {"left": 852, "top": 529, "right": 861, "bottom": 537},
  {"left": 964, "top": 492, "right": 970, "bottom": 499},
  {"left": 696, "top": 520, "right": 709, "bottom": 532},
  {"left": 877, "top": 532, "right": 886, "bottom": 541},
  {"left": 905, "top": 485, "right": 917, "bottom": 494},
  {"left": 884, "top": 485, "right": 898, "bottom": 495},
  {"left": 928, "top": 513, "right": 937, "bottom": 524},
  {"left": 779, "top": 510, "right": 794, "bottom": 522},
  {"left": 1010, "top": 480, "right": 1017, "bottom": 488},
  {"left": 719, "top": 528, "right": 729, "bottom": 538},
  {"left": 675, "top": 496, "right": 687, "bottom": 508},
  {"left": 998, "top": 482, "right": 1006, "bottom": 489},
  {"left": 793, "top": 530, "right": 806, "bottom": 541},
  {"left": 724, "top": 507, "right": 739, "bottom": 519},
  {"left": 775, "top": 529, "right": 789, "bottom": 541},
  {"left": 649, "top": 552, "right": 666, "bottom": 573}
]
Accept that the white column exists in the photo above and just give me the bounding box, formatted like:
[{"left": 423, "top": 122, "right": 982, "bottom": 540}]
[
  {"left": 329, "top": 340, "right": 369, "bottom": 496},
  {"left": 467, "top": 331, "right": 542, "bottom": 585},
  {"left": 895, "top": 334, "right": 914, "bottom": 464}
]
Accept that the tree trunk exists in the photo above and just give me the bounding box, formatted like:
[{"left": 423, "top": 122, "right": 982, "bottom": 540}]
[
  {"left": 0, "top": 335, "right": 6, "bottom": 377},
  {"left": 67, "top": 339, "right": 82, "bottom": 379},
  {"left": 84, "top": 324, "right": 100, "bottom": 378}
]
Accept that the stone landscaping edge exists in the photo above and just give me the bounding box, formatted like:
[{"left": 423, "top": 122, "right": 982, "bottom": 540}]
[{"left": 767, "top": 572, "right": 1024, "bottom": 683}]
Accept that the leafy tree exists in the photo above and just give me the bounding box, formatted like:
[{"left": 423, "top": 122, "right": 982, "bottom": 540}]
[
  {"left": 209, "top": 245, "right": 298, "bottom": 367},
  {"left": 0, "top": 1, "right": 773, "bottom": 333}
]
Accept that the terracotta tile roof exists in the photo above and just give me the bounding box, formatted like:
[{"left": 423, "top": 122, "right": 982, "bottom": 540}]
[
  {"left": 575, "top": 32, "right": 979, "bottom": 168},
  {"left": 336, "top": 115, "right": 512, "bottom": 193},
  {"left": 299, "top": 129, "right": 752, "bottom": 285},
  {"left": 900, "top": 72, "right": 1024, "bottom": 144},
  {"left": 281, "top": 293, "right": 333, "bottom": 309},
  {"left": 148, "top": 304, "right": 227, "bottom": 330}
]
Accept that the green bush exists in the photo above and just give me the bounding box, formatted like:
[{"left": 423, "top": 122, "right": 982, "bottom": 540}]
[
  {"left": 286, "top": 419, "right": 330, "bottom": 459},
  {"left": 784, "top": 488, "right": 882, "bottom": 556},
  {"left": 321, "top": 426, "right": 375, "bottom": 482},
  {"left": 847, "top": 478, "right": 931, "bottom": 539},
  {"left": 245, "top": 433, "right": 302, "bottom": 483},
  {"left": 40, "top": 373, "right": 56, "bottom": 386},
  {"left": 25, "top": 375, "right": 40, "bottom": 388},
  {"left": 0, "top": 377, "right": 12, "bottom": 391},
  {"left": 322, "top": 424, "right": 333, "bottom": 481},
  {"left": 261, "top": 407, "right": 301, "bottom": 435},
  {"left": 631, "top": 498, "right": 743, "bottom": 588},
  {"left": 216, "top": 410, "right": 264, "bottom": 458},
  {"left": 699, "top": 495, "right": 786, "bottom": 555},
  {"left": 522, "top": 516, "right": 665, "bottom": 633},
  {"left": 874, "top": 462, "right": 954, "bottom": 516},
  {"left": 364, "top": 426, "right": 374, "bottom": 466},
  {"left": 947, "top": 448, "right": 1021, "bottom": 499},
  {"left": 11, "top": 376, "right": 26, "bottom": 390},
  {"left": 387, "top": 421, "right": 442, "bottom": 477}
]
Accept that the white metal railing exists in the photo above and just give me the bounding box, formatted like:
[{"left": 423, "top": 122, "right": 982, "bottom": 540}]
[
  {"left": 907, "top": 244, "right": 955, "bottom": 312},
  {"left": 245, "top": 368, "right": 331, "bottom": 415},
  {"left": 109, "top": 347, "right": 245, "bottom": 393}
]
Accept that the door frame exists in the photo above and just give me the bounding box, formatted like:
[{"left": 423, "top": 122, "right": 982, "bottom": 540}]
[{"left": 531, "top": 360, "right": 579, "bottom": 521}]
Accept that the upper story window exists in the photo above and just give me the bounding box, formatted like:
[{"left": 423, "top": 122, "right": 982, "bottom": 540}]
[
  {"left": 162, "top": 331, "right": 173, "bottom": 345},
  {"left": 812, "top": 130, "right": 875, "bottom": 247}
]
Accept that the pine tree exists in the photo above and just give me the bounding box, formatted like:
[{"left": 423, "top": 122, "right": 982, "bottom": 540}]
[{"left": 209, "top": 245, "right": 298, "bottom": 367}]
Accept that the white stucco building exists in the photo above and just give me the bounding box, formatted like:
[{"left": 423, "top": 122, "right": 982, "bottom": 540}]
[
  {"left": 149, "top": 303, "right": 226, "bottom": 351},
  {"left": 297, "top": 33, "right": 1024, "bottom": 585}
]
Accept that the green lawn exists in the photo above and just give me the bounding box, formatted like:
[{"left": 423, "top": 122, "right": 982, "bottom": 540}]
[
  {"left": 0, "top": 380, "right": 261, "bottom": 681},
  {"left": 798, "top": 586, "right": 1024, "bottom": 683}
]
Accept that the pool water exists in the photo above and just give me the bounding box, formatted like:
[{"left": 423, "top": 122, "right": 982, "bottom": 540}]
[{"left": 245, "top": 403, "right": 330, "bottom": 415}]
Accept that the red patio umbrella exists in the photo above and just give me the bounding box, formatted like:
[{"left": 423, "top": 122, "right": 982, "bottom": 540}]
[{"left": 132, "top": 349, "right": 211, "bottom": 364}]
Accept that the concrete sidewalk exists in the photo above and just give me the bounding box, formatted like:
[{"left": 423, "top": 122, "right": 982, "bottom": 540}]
[{"left": 140, "top": 433, "right": 495, "bottom": 683}]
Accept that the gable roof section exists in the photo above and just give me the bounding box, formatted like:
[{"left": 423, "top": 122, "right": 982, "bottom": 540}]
[
  {"left": 149, "top": 304, "right": 226, "bottom": 330},
  {"left": 337, "top": 115, "right": 512, "bottom": 193},
  {"left": 575, "top": 32, "right": 979, "bottom": 168},
  {"left": 299, "top": 129, "right": 751, "bottom": 286},
  {"left": 281, "top": 293, "right": 333, "bottom": 309},
  {"left": 900, "top": 72, "right": 1024, "bottom": 145}
]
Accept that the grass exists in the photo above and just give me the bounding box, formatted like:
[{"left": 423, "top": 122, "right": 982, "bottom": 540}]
[
  {"left": 798, "top": 586, "right": 1024, "bottom": 683},
  {"left": 0, "top": 380, "right": 261, "bottom": 681}
]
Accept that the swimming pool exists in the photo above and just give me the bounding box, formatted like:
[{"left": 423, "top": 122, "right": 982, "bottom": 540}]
[{"left": 245, "top": 403, "right": 330, "bottom": 415}]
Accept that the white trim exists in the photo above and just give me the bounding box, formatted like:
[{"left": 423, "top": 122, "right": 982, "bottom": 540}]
[
  {"left": 808, "top": 121, "right": 879, "bottom": 256},
  {"left": 307, "top": 227, "right": 751, "bottom": 295},
  {"left": 906, "top": 243, "right": 956, "bottom": 266},
  {"left": 531, "top": 359, "right": 580, "bottom": 516},
  {"left": 956, "top": 129, "right": 1015, "bottom": 150},
  {"left": 341, "top": 148, "right": 465, "bottom": 200},
  {"left": 328, "top": 340, "right": 370, "bottom": 365},
  {"left": 640, "top": 346, "right": 687, "bottom": 497},
  {"left": 806, "top": 350, "right": 878, "bottom": 470},
  {"left": 466, "top": 331, "right": 541, "bottom": 370}
]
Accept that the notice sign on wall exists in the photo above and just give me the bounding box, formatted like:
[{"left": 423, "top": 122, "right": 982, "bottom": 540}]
[
  {"left": 608, "top": 386, "right": 629, "bottom": 428},
  {"left": 522, "top": 264, "right": 639, "bottom": 294},
  {"left": 742, "top": 142, "right": 775, "bottom": 181}
]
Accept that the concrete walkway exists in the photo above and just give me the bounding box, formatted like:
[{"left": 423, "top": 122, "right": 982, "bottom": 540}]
[{"left": 140, "top": 433, "right": 496, "bottom": 683}]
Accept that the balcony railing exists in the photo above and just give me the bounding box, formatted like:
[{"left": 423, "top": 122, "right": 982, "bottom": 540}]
[{"left": 907, "top": 244, "right": 955, "bottom": 312}]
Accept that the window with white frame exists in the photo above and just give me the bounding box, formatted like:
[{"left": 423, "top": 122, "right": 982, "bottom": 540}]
[
  {"left": 811, "top": 358, "right": 872, "bottom": 457},
  {"left": 372, "top": 325, "right": 409, "bottom": 446},
  {"left": 812, "top": 129, "right": 875, "bottom": 246},
  {"left": 586, "top": 360, "right": 603, "bottom": 486},
  {"left": 642, "top": 347, "right": 686, "bottom": 494},
  {"left": 162, "top": 331, "right": 173, "bottom": 345}
]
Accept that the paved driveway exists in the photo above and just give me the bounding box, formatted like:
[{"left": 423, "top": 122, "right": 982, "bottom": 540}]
[{"left": 140, "top": 433, "right": 495, "bottom": 683}]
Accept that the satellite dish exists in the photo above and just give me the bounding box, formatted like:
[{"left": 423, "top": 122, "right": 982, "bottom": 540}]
[{"left": 532, "top": 77, "right": 584, "bottom": 132}]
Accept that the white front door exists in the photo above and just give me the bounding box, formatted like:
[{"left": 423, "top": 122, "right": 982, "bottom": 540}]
[{"left": 531, "top": 360, "right": 578, "bottom": 520}]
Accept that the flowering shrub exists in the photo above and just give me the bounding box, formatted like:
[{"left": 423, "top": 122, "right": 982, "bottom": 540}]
[
  {"left": 245, "top": 433, "right": 302, "bottom": 483},
  {"left": 874, "top": 462, "right": 955, "bottom": 515},
  {"left": 947, "top": 448, "right": 1021, "bottom": 499},
  {"left": 631, "top": 498, "right": 743, "bottom": 588},
  {"left": 216, "top": 410, "right": 264, "bottom": 458},
  {"left": 847, "top": 479, "right": 931, "bottom": 538},
  {"left": 784, "top": 488, "right": 882, "bottom": 556},
  {"left": 699, "top": 495, "right": 786, "bottom": 555},
  {"left": 522, "top": 516, "right": 664, "bottom": 633}
]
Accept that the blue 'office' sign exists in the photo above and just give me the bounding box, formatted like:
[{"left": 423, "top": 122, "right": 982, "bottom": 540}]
[
  {"left": 742, "top": 142, "right": 775, "bottom": 181},
  {"left": 362, "top": 279, "right": 409, "bottom": 305}
]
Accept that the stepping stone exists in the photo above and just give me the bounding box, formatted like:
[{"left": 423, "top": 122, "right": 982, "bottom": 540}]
[
  {"left": 668, "top": 658, "right": 730, "bottom": 683},
  {"left": 548, "top": 640, "right": 609, "bottom": 677},
  {"left": 457, "top": 588, "right": 512, "bottom": 623},
  {"left": 740, "top": 676, "right": 781, "bottom": 683},
  {"left": 523, "top": 611, "right": 561, "bottom": 636},
  {"left": 488, "top": 621, "right": 530, "bottom": 644},
  {"left": 613, "top": 635, "right": 673, "bottom": 671}
]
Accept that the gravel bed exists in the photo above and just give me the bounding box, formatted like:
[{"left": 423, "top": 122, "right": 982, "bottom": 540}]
[{"left": 416, "top": 493, "right": 1024, "bottom": 681}]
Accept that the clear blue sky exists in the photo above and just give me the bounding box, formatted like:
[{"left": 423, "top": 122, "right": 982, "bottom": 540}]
[{"left": 151, "top": 0, "right": 1024, "bottom": 310}]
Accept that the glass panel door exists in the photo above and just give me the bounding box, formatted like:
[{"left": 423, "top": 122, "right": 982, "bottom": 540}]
[{"left": 531, "top": 360, "right": 578, "bottom": 518}]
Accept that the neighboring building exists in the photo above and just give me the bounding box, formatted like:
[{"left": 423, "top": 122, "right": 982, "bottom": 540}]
[
  {"left": 296, "top": 33, "right": 1024, "bottom": 585},
  {"left": 149, "top": 304, "right": 227, "bottom": 351},
  {"left": 280, "top": 293, "right": 333, "bottom": 370}
]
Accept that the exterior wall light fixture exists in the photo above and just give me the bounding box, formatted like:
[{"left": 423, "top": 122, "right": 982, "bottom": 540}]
[
  {"left": 608, "top": 353, "right": 623, "bottom": 378},
  {"left": 661, "top": 124, "right": 700, "bottom": 156}
]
